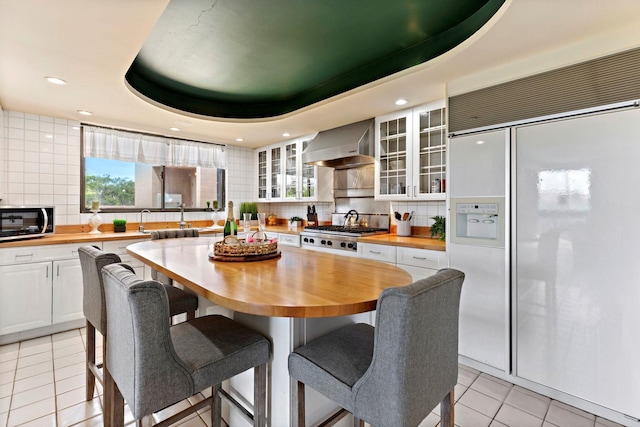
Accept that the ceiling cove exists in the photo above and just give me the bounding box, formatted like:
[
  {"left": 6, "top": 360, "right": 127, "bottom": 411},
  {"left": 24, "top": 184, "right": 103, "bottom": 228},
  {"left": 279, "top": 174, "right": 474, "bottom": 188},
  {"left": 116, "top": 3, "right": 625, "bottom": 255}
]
[{"left": 125, "top": 0, "right": 505, "bottom": 119}]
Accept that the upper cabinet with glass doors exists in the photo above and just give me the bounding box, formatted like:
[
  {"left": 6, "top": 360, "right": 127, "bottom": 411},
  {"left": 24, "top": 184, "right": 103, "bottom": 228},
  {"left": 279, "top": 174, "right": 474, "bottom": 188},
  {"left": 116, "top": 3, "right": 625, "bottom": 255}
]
[
  {"left": 256, "top": 136, "right": 332, "bottom": 202},
  {"left": 256, "top": 144, "right": 283, "bottom": 201},
  {"left": 374, "top": 100, "right": 446, "bottom": 201}
]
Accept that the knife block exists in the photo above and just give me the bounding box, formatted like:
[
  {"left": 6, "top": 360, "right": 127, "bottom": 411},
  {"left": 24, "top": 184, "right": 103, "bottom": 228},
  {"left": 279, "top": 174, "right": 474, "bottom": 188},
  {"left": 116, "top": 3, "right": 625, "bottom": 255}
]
[{"left": 306, "top": 213, "right": 318, "bottom": 227}]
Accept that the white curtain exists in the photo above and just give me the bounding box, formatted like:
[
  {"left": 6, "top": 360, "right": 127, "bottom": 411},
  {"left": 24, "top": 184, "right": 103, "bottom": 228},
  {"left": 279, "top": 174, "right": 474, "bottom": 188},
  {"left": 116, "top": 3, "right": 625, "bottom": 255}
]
[{"left": 83, "top": 125, "right": 227, "bottom": 169}]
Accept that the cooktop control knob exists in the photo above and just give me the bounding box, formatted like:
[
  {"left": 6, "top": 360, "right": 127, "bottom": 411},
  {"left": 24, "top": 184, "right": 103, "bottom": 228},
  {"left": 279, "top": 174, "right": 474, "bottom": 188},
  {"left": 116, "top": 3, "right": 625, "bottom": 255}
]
[
  {"left": 320, "top": 240, "right": 326, "bottom": 245},
  {"left": 327, "top": 241, "right": 332, "bottom": 246},
  {"left": 340, "top": 242, "right": 346, "bottom": 248}
]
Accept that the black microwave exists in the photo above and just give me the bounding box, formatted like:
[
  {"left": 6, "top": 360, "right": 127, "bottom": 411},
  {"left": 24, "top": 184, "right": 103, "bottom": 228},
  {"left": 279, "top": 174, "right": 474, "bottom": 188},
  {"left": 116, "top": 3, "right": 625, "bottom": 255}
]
[{"left": 0, "top": 206, "right": 55, "bottom": 242}]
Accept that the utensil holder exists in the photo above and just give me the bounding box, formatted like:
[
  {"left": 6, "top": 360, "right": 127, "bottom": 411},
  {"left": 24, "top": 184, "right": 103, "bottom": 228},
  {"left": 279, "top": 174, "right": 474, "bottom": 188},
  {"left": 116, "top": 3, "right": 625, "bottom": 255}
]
[{"left": 396, "top": 220, "right": 411, "bottom": 237}]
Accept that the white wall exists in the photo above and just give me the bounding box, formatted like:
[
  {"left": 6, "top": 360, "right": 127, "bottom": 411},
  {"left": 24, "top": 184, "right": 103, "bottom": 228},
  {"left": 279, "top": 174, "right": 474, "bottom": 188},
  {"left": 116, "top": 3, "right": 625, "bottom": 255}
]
[{"left": 1, "top": 111, "right": 81, "bottom": 224}]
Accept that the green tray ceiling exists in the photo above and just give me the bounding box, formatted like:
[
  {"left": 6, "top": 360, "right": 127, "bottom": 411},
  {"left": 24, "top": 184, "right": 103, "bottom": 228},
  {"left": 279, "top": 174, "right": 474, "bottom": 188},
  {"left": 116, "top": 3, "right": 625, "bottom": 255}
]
[{"left": 125, "top": 0, "right": 504, "bottom": 119}]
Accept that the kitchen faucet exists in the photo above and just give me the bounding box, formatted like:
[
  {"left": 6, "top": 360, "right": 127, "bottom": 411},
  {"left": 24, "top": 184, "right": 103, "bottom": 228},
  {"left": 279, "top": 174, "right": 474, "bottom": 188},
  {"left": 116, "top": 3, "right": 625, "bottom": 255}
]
[
  {"left": 179, "top": 203, "right": 187, "bottom": 229},
  {"left": 139, "top": 209, "right": 150, "bottom": 232}
]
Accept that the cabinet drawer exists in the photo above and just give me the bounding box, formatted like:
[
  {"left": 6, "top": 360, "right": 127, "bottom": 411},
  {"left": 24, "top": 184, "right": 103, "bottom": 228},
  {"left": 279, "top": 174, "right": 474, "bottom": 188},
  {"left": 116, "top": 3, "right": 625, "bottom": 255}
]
[
  {"left": 278, "top": 233, "right": 300, "bottom": 247},
  {"left": 396, "top": 247, "right": 445, "bottom": 269},
  {"left": 358, "top": 243, "right": 396, "bottom": 263},
  {"left": 102, "top": 239, "right": 146, "bottom": 255},
  {"left": 0, "top": 241, "right": 102, "bottom": 265}
]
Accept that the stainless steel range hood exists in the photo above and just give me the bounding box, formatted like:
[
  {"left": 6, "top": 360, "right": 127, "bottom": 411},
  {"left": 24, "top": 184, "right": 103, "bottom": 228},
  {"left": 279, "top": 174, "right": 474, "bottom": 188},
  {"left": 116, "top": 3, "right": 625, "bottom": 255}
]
[{"left": 302, "top": 119, "right": 374, "bottom": 169}]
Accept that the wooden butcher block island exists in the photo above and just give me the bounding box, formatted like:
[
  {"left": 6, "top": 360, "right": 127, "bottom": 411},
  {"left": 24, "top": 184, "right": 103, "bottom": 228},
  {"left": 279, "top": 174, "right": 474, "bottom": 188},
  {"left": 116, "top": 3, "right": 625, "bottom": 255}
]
[{"left": 127, "top": 239, "right": 412, "bottom": 318}]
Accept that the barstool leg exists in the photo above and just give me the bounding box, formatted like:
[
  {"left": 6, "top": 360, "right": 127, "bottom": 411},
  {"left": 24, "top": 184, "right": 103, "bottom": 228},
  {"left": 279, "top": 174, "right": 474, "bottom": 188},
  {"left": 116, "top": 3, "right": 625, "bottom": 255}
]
[
  {"left": 106, "top": 367, "right": 125, "bottom": 427},
  {"left": 103, "top": 336, "right": 111, "bottom": 427},
  {"left": 254, "top": 364, "right": 267, "bottom": 427},
  {"left": 213, "top": 384, "right": 222, "bottom": 427},
  {"left": 441, "top": 389, "right": 455, "bottom": 427},
  {"left": 294, "top": 381, "right": 305, "bottom": 427},
  {"left": 86, "top": 320, "right": 96, "bottom": 401}
]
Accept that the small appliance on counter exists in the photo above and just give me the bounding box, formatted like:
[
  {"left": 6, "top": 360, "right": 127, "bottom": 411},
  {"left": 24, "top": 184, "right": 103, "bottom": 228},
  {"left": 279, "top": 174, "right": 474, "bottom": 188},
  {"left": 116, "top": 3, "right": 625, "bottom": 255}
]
[{"left": 0, "top": 206, "right": 55, "bottom": 242}]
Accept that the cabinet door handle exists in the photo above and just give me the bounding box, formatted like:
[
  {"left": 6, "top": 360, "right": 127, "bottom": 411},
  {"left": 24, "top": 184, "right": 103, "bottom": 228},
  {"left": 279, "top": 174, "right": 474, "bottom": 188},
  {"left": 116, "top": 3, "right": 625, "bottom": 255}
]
[
  {"left": 414, "top": 186, "right": 417, "bottom": 197},
  {"left": 412, "top": 256, "right": 427, "bottom": 260},
  {"left": 369, "top": 250, "right": 382, "bottom": 255},
  {"left": 57, "top": 265, "right": 60, "bottom": 276},
  {"left": 46, "top": 265, "right": 49, "bottom": 278},
  {"left": 15, "top": 254, "right": 34, "bottom": 261}
]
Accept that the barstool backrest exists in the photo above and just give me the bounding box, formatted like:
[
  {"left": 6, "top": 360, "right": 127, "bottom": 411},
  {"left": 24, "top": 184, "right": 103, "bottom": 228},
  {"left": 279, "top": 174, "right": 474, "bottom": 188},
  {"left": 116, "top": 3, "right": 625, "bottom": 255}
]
[
  {"left": 101, "top": 263, "right": 192, "bottom": 419},
  {"left": 150, "top": 229, "right": 199, "bottom": 240},
  {"left": 354, "top": 268, "right": 465, "bottom": 426},
  {"left": 78, "top": 245, "right": 123, "bottom": 334}
]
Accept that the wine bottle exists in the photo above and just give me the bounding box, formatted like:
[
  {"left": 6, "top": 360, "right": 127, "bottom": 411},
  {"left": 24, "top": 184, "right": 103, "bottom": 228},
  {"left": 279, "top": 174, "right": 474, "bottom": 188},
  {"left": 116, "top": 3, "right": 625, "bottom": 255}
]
[{"left": 223, "top": 201, "right": 237, "bottom": 237}]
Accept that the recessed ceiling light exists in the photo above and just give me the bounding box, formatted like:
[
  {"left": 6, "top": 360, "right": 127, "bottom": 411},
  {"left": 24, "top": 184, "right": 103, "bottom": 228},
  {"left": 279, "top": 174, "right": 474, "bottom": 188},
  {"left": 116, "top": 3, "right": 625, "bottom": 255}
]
[
  {"left": 282, "top": 132, "right": 291, "bottom": 137},
  {"left": 169, "top": 127, "right": 181, "bottom": 131},
  {"left": 235, "top": 138, "right": 244, "bottom": 142},
  {"left": 395, "top": 98, "right": 408, "bottom": 106},
  {"left": 476, "top": 140, "right": 485, "bottom": 145},
  {"left": 45, "top": 134, "right": 53, "bottom": 139},
  {"left": 45, "top": 76, "right": 67, "bottom": 85},
  {"left": 77, "top": 110, "right": 92, "bottom": 116},
  {"left": 72, "top": 126, "right": 80, "bottom": 130}
]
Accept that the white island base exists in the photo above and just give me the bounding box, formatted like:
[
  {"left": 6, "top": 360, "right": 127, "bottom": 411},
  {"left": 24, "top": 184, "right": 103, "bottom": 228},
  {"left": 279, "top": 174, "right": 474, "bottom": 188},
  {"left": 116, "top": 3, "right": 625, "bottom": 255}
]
[{"left": 223, "top": 310, "right": 375, "bottom": 427}]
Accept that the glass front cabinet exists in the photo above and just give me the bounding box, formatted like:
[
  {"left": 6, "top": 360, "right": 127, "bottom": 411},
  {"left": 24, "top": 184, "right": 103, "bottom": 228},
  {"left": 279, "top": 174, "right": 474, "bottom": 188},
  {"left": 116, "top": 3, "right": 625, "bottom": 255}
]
[
  {"left": 374, "top": 99, "right": 446, "bottom": 201},
  {"left": 256, "top": 136, "right": 332, "bottom": 202},
  {"left": 256, "top": 144, "right": 283, "bottom": 201}
]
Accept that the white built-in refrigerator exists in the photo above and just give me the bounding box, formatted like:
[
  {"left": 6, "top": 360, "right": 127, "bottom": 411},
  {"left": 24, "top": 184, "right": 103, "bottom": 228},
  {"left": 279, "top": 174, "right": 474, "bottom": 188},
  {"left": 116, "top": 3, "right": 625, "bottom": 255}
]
[
  {"left": 514, "top": 107, "right": 640, "bottom": 422},
  {"left": 449, "top": 105, "right": 640, "bottom": 423},
  {"left": 448, "top": 129, "right": 510, "bottom": 374}
]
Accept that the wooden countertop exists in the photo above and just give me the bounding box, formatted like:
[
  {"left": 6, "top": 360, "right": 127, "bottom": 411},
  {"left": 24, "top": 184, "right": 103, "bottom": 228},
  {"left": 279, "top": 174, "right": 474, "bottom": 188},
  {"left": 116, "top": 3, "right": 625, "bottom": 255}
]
[
  {"left": 0, "top": 227, "right": 225, "bottom": 248},
  {"left": 0, "top": 225, "right": 445, "bottom": 251},
  {"left": 127, "top": 240, "right": 412, "bottom": 318},
  {"left": 357, "top": 234, "right": 446, "bottom": 251}
]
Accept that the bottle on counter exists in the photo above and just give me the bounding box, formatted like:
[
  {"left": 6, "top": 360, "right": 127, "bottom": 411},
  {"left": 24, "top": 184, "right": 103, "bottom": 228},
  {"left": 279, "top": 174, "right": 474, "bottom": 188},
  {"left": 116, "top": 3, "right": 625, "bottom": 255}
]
[{"left": 223, "top": 201, "right": 237, "bottom": 237}]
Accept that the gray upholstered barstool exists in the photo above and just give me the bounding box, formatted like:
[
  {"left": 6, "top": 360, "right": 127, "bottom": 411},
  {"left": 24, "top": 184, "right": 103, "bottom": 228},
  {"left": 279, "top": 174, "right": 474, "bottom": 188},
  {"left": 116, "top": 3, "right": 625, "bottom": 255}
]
[
  {"left": 150, "top": 229, "right": 200, "bottom": 320},
  {"left": 78, "top": 245, "right": 201, "bottom": 407},
  {"left": 288, "top": 268, "right": 465, "bottom": 427},
  {"left": 101, "top": 263, "right": 270, "bottom": 427}
]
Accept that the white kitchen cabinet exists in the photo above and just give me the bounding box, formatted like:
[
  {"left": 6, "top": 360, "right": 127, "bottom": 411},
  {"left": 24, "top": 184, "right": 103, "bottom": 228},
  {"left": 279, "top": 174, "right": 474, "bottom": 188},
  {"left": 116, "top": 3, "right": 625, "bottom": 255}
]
[
  {"left": 0, "top": 262, "right": 52, "bottom": 335},
  {"left": 52, "top": 259, "right": 84, "bottom": 324},
  {"left": 256, "top": 143, "right": 283, "bottom": 202},
  {"left": 277, "top": 233, "right": 300, "bottom": 247},
  {"left": 375, "top": 100, "right": 446, "bottom": 201},
  {"left": 396, "top": 247, "right": 446, "bottom": 281},
  {"left": 0, "top": 241, "right": 101, "bottom": 338},
  {"left": 357, "top": 243, "right": 396, "bottom": 264},
  {"left": 257, "top": 136, "right": 332, "bottom": 203},
  {"left": 358, "top": 243, "right": 446, "bottom": 282}
]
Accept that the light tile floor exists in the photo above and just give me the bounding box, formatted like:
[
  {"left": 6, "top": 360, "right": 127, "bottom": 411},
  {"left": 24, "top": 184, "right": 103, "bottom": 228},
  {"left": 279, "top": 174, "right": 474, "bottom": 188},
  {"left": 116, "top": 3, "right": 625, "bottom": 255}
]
[{"left": 0, "top": 328, "right": 626, "bottom": 427}]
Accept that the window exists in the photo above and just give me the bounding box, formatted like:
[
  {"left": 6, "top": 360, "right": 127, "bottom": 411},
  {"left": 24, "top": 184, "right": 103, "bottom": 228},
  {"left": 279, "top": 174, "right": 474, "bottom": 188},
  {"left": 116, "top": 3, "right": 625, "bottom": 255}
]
[{"left": 81, "top": 126, "right": 227, "bottom": 212}]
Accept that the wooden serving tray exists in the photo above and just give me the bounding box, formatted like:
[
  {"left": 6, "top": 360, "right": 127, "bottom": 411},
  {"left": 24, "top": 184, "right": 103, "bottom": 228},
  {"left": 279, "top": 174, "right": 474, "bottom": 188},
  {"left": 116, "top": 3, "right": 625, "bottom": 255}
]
[{"left": 208, "top": 250, "right": 281, "bottom": 262}]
